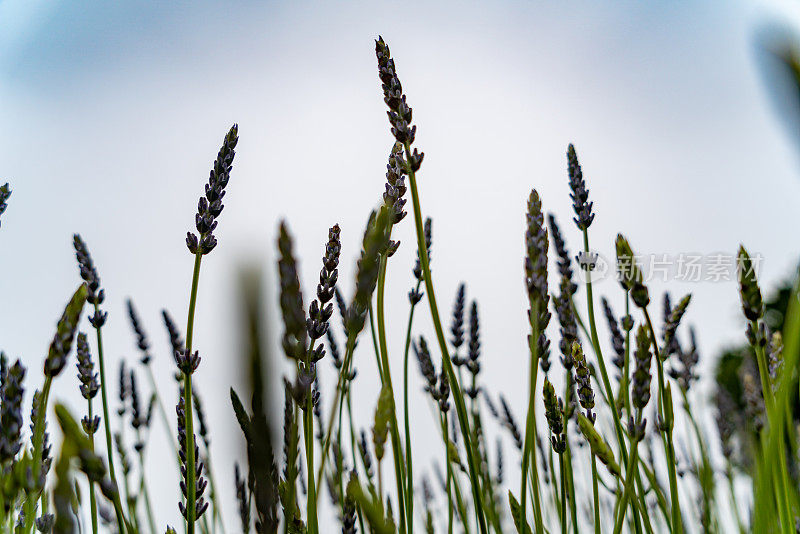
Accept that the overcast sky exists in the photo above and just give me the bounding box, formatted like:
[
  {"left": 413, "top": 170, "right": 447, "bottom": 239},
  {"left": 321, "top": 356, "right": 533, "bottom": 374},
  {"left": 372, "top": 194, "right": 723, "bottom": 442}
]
[{"left": 1, "top": 0, "right": 800, "bottom": 530}]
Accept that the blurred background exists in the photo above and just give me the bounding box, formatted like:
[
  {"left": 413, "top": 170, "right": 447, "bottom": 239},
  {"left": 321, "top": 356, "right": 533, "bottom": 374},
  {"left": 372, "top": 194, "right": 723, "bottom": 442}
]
[{"left": 1, "top": 0, "right": 800, "bottom": 528}]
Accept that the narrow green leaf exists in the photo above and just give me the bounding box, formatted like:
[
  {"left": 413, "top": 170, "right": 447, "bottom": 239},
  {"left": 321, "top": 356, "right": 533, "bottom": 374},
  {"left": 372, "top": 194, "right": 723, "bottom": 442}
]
[{"left": 508, "top": 491, "right": 532, "bottom": 534}]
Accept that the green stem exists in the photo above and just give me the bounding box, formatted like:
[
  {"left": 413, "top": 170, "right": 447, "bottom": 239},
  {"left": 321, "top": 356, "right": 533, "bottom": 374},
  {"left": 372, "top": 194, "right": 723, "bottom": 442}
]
[
  {"left": 726, "top": 467, "right": 746, "bottom": 534},
  {"left": 88, "top": 399, "right": 99, "bottom": 534},
  {"left": 679, "top": 389, "right": 715, "bottom": 533},
  {"left": 520, "top": 298, "right": 544, "bottom": 533},
  {"left": 346, "top": 392, "right": 368, "bottom": 534},
  {"left": 303, "top": 388, "right": 318, "bottom": 533},
  {"left": 559, "top": 453, "right": 567, "bottom": 534},
  {"left": 581, "top": 231, "right": 629, "bottom": 466},
  {"left": 642, "top": 309, "right": 682, "bottom": 534},
  {"left": 403, "top": 141, "right": 487, "bottom": 534},
  {"left": 591, "top": 455, "right": 600, "bottom": 534},
  {"left": 470, "top": 376, "right": 502, "bottom": 533},
  {"left": 303, "top": 339, "right": 319, "bottom": 534},
  {"left": 623, "top": 295, "right": 632, "bottom": 409},
  {"left": 637, "top": 455, "right": 672, "bottom": 531},
  {"left": 93, "top": 305, "right": 127, "bottom": 534},
  {"left": 563, "top": 378, "right": 579, "bottom": 534},
  {"left": 118, "top": 438, "right": 134, "bottom": 530},
  {"left": 451, "top": 467, "right": 471, "bottom": 534},
  {"left": 403, "top": 281, "right": 422, "bottom": 531},
  {"left": 315, "top": 334, "right": 357, "bottom": 497},
  {"left": 543, "top": 452, "right": 560, "bottom": 526},
  {"left": 442, "top": 414, "right": 454, "bottom": 534},
  {"left": 337, "top": 383, "right": 348, "bottom": 520},
  {"left": 138, "top": 452, "right": 157, "bottom": 534},
  {"left": 375, "top": 253, "right": 409, "bottom": 534},
  {"left": 582, "top": 229, "right": 644, "bottom": 534},
  {"left": 613, "top": 412, "right": 643, "bottom": 534},
  {"left": 438, "top": 415, "right": 470, "bottom": 534},
  {"left": 183, "top": 251, "right": 203, "bottom": 534},
  {"left": 369, "top": 303, "right": 385, "bottom": 382},
  {"left": 285, "top": 405, "right": 300, "bottom": 533}
]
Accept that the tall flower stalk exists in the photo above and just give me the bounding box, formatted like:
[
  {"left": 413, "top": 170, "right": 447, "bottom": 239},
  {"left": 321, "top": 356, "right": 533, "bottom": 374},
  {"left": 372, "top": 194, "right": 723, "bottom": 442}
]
[
  {"left": 373, "top": 143, "right": 411, "bottom": 533},
  {"left": 181, "top": 124, "right": 238, "bottom": 534},
  {"left": 25, "top": 283, "right": 92, "bottom": 534},
  {"left": 76, "top": 333, "right": 100, "bottom": 534},
  {"left": 613, "top": 326, "right": 652, "bottom": 534},
  {"left": 737, "top": 246, "right": 793, "bottom": 533},
  {"left": 375, "top": 36, "right": 488, "bottom": 534},
  {"left": 72, "top": 235, "right": 128, "bottom": 530},
  {"left": 520, "top": 189, "right": 548, "bottom": 533},
  {"left": 616, "top": 234, "right": 683, "bottom": 533}
]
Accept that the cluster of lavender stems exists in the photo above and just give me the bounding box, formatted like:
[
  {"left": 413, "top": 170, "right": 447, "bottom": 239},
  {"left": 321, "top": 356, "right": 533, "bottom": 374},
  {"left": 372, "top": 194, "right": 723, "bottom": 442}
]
[{"left": 3, "top": 36, "right": 800, "bottom": 534}]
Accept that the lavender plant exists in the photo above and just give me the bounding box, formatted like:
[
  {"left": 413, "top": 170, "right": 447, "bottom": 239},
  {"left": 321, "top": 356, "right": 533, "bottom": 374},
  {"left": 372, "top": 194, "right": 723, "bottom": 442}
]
[{"left": 0, "top": 37, "right": 799, "bottom": 534}]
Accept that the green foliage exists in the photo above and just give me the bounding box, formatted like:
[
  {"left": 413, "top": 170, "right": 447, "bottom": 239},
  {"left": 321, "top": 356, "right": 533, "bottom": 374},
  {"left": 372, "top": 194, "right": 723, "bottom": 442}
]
[{"left": 507, "top": 492, "right": 532, "bottom": 534}]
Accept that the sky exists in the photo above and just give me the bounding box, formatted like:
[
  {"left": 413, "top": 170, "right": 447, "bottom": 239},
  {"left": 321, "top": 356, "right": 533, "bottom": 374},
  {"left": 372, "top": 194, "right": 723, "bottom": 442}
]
[{"left": 1, "top": 0, "right": 800, "bottom": 530}]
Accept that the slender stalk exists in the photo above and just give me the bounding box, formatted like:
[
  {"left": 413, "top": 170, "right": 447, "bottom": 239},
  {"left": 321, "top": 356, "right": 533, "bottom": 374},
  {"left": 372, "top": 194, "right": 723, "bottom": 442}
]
[
  {"left": 613, "top": 413, "right": 644, "bottom": 534},
  {"left": 403, "top": 280, "right": 422, "bottom": 529},
  {"left": 591, "top": 455, "right": 600, "bottom": 534},
  {"left": 726, "top": 467, "right": 746, "bottom": 534},
  {"left": 92, "top": 304, "right": 127, "bottom": 534},
  {"left": 138, "top": 454, "right": 157, "bottom": 534},
  {"left": 638, "top": 455, "right": 672, "bottom": 531},
  {"left": 442, "top": 414, "right": 454, "bottom": 534},
  {"left": 520, "top": 296, "right": 544, "bottom": 533},
  {"left": 336, "top": 382, "right": 348, "bottom": 520},
  {"left": 88, "top": 399, "right": 99, "bottom": 534},
  {"left": 563, "top": 377, "right": 579, "bottom": 534},
  {"left": 581, "top": 229, "right": 642, "bottom": 534},
  {"left": 303, "top": 340, "right": 319, "bottom": 534},
  {"left": 450, "top": 467, "right": 471, "bottom": 534},
  {"left": 303, "top": 395, "right": 318, "bottom": 533},
  {"left": 315, "top": 336, "right": 356, "bottom": 496},
  {"left": 679, "top": 389, "right": 715, "bottom": 533},
  {"left": 183, "top": 251, "right": 203, "bottom": 534},
  {"left": 581, "top": 231, "right": 629, "bottom": 466},
  {"left": 469, "top": 374, "right": 502, "bottom": 533},
  {"left": 630, "top": 483, "right": 655, "bottom": 534},
  {"left": 369, "top": 304, "right": 385, "bottom": 381},
  {"left": 403, "top": 140, "right": 487, "bottom": 534},
  {"left": 118, "top": 442, "right": 135, "bottom": 531},
  {"left": 377, "top": 457, "right": 384, "bottom": 498},
  {"left": 623, "top": 294, "right": 632, "bottom": 420},
  {"left": 346, "top": 392, "right": 368, "bottom": 534},
  {"left": 375, "top": 253, "right": 409, "bottom": 534},
  {"left": 559, "top": 454, "right": 567, "bottom": 534},
  {"left": 284, "top": 405, "right": 300, "bottom": 534},
  {"left": 642, "top": 309, "right": 682, "bottom": 534}
]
